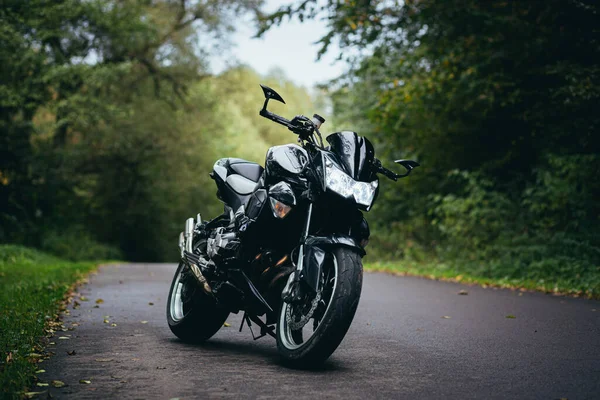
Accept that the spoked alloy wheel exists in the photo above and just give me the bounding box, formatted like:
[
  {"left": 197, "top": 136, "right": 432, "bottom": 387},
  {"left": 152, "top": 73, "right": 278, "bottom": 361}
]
[
  {"left": 276, "top": 247, "right": 363, "bottom": 367},
  {"left": 167, "top": 256, "right": 229, "bottom": 343},
  {"left": 168, "top": 265, "right": 195, "bottom": 323}
]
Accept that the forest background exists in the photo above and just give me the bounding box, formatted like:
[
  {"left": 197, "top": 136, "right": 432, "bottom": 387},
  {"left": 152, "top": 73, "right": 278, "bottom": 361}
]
[{"left": 1, "top": 0, "right": 599, "bottom": 296}]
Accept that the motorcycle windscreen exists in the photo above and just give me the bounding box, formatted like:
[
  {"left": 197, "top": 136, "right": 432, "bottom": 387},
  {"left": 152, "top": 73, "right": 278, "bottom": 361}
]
[{"left": 326, "top": 131, "right": 375, "bottom": 181}]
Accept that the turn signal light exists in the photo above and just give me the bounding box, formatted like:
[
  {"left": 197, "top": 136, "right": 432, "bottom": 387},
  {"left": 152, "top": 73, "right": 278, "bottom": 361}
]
[{"left": 269, "top": 198, "right": 292, "bottom": 219}]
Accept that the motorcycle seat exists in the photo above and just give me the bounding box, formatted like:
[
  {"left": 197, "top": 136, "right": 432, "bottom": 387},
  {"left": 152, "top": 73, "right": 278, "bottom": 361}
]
[{"left": 213, "top": 158, "right": 264, "bottom": 195}]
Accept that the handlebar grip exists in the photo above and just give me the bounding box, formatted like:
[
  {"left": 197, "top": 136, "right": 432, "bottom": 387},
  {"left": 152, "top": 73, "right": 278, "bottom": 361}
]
[
  {"left": 373, "top": 158, "right": 399, "bottom": 181},
  {"left": 381, "top": 167, "right": 398, "bottom": 181}
]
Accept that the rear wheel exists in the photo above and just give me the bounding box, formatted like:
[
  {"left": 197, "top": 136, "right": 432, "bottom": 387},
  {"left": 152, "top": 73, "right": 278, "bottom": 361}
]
[
  {"left": 276, "top": 247, "right": 363, "bottom": 367},
  {"left": 166, "top": 259, "right": 229, "bottom": 343}
]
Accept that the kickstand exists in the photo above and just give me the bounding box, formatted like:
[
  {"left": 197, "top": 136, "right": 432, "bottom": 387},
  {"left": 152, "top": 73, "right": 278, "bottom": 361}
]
[{"left": 239, "top": 312, "right": 276, "bottom": 340}]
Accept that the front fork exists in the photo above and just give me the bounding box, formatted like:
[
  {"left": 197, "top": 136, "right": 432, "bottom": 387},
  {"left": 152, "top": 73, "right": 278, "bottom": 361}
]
[{"left": 282, "top": 203, "right": 318, "bottom": 303}]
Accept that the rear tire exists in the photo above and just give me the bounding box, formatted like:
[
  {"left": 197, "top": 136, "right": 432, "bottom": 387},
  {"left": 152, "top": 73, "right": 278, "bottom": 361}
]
[
  {"left": 166, "top": 261, "right": 229, "bottom": 343},
  {"left": 276, "top": 247, "right": 363, "bottom": 367}
]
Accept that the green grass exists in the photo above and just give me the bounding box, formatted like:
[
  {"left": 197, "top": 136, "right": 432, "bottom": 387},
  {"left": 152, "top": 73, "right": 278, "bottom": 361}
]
[
  {"left": 365, "top": 259, "right": 600, "bottom": 299},
  {"left": 0, "top": 245, "right": 98, "bottom": 399}
]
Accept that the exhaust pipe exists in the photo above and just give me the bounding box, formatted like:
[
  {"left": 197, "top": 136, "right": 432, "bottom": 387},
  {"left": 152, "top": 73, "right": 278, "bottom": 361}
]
[
  {"left": 184, "top": 217, "right": 194, "bottom": 254},
  {"left": 178, "top": 232, "right": 185, "bottom": 258},
  {"left": 182, "top": 217, "right": 213, "bottom": 295}
]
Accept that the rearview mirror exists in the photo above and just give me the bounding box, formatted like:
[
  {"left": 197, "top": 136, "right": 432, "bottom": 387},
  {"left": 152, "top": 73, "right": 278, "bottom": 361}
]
[
  {"left": 260, "top": 84, "right": 286, "bottom": 105},
  {"left": 394, "top": 159, "right": 420, "bottom": 177}
]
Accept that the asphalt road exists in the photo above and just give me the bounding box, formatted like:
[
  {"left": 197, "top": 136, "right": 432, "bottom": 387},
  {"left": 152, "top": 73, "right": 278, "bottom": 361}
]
[{"left": 35, "top": 263, "right": 600, "bottom": 399}]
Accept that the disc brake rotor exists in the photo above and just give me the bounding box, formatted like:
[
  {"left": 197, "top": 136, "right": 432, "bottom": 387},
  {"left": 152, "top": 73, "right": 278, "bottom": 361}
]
[{"left": 286, "top": 291, "right": 321, "bottom": 331}]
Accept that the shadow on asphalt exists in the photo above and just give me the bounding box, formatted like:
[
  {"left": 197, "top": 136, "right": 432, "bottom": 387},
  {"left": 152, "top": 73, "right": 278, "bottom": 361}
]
[{"left": 165, "top": 337, "right": 350, "bottom": 373}]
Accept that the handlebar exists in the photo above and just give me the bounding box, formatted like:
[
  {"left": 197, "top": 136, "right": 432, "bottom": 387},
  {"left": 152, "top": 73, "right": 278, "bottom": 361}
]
[
  {"left": 372, "top": 158, "right": 399, "bottom": 181},
  {"left": 260, "top": 108, "right": 324, "bottom": 147}
]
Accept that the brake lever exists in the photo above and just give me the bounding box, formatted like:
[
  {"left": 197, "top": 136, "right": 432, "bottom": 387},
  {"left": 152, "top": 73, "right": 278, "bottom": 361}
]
[{"left": 289, "top": 115, "right": 315, "bottom": 139}]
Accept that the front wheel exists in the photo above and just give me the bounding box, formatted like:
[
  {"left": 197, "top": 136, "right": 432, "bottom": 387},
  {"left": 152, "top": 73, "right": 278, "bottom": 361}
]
[
  {"left": 166, "top": 261, "right": 229, "bottom": 343},
  {"left": 276, "top": 247, "right": 363, "bottom": 367}
]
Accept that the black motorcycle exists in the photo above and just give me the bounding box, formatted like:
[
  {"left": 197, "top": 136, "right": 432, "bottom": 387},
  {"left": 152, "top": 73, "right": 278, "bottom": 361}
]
[{"left": 166, "top": 84, "right": 419, "bottom": 367}]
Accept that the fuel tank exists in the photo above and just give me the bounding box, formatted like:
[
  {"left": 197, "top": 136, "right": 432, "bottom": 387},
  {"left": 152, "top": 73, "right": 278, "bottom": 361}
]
[{"left": 264, "top": 144, "right": 309, "bottom": 185}]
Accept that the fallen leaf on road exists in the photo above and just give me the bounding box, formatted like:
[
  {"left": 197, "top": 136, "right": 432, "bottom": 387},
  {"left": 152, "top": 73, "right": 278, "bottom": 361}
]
[
  {"left": 79, "top": 296, "right": 89, "bottom": 301},
  {"left": 35, "top": 370, "right": 45, "bottom": 374},
  {"left": 103, "top": 319, "right": 109, "bottom": 324},
  {"left": 24, "top": 391, "right": 46, "bottom": 398},
  {"left": 156, "top": 366, "right": 167, "bottom": 370},
  {"left": 67, "top": 350, "right": 76, "bottom": 356},
  {"left": 95, "top": 299, "right": 104, "bottom": 304},
  {"left": 140, "top": 321, "right": 148, "bottom": 324},
  {"left": 36, "top": 383, "right": 49, "bottom": 387},
  {"left": 79, "top": 379, "right": 91, "bottom": 384},
  {"left": 93, "top": 305, "right": 100, "bottom": 308},
  {"left": 58, "top": 337, "right": 69, "bottom": 340},
  {"left": 441, "top": 316, "right": 451, "bottom": 319},
  {"left": 51, "top": 380, "right": 66, "bottom": 388},
  {"left": 506, "top": 315, "right": 516, "bottom": 319},
  {"left": 148, "top": 302, "right": 154, "bottom": 306},
  {"left": 223, "top": 322, "right": 231, "bottom": 327},
  {"left": 458, "top": 290, "right": 468, "bottom": 295},
  {"left": 94, "top": 358, "right": 114, "bottom": 362},
  {"left": 111, "top": 323, "right": 117, "bottom": 327}
]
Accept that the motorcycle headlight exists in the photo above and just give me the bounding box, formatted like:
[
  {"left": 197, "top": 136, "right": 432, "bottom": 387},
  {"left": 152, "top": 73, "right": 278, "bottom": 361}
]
[{"left": 325, "top": 157, "right": 378, "bottom": 209}]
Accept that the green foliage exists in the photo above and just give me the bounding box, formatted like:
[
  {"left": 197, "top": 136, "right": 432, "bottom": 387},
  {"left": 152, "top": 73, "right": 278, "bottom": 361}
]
[
  {"left": 40, "top": 228, "right": 122, "bottom": 261},
  {"left": 270, "top": 0, "right": 600, "bottom": 291},
  {"left": 0, "top": 245, "right": 97, "bottom": 398},
  {"left": 0, "top": 0, "right": 317, "bottom": 262}
]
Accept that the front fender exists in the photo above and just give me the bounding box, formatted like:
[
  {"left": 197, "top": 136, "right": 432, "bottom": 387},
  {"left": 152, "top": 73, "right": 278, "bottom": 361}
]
[
  {"left": 299, "top": 234, "right": 365, "bottom": 293},
  {"left": 304, "top": 234, "right": 366, "bottom": 257}
]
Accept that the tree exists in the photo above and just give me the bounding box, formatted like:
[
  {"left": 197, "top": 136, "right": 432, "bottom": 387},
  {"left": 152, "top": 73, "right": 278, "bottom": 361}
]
[
  {"left": 0, "top": 0, "right": 261, "bottom": 249},
  {"left": 263, "top": 1, "right": 600, "bottom": 276}
]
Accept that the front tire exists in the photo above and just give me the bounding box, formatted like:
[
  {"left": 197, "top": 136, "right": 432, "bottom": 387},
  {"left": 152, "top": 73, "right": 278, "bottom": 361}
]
[
  {"left": 166, "top": 261, "right": 229, "bottom": 343},
  {"left": 276, "top": 247, "right": 363, "bottom": 367}
]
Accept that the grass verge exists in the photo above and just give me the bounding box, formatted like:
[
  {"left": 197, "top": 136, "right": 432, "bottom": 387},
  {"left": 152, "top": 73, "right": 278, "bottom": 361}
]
[
  {"left": 364, "top": 260, "right": 600, "bottom": 299},
  {"left": 0, "top": 245, "right": 98, "bottom": 399}
]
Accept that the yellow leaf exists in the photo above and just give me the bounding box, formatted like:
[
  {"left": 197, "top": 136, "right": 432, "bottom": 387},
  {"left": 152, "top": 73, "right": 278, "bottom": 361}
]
[{"left": 24, "top": 392, "right": 46, "bottom": 399}]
